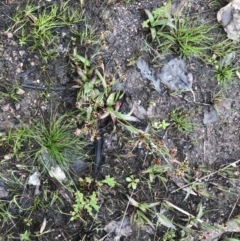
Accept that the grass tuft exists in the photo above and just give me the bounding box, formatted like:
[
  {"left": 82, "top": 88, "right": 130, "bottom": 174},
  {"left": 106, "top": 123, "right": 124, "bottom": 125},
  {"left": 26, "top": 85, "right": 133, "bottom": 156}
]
[
  {"left": 170, "top": 108, "right": 194, "bottom": 133},
  {"left": 142, "top": 4, "right": 215, "bottom": 58},
  {"left": 156, "top": 19, "right": 215, "bottom": 58},
  {"left": 8, "top": 113, "right": 86, "bottom": 168}
]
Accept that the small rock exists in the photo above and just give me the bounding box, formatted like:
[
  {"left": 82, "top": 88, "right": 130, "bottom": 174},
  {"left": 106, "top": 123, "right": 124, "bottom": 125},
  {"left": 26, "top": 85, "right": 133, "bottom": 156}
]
[
  {"left": 136, "top": 58, "right": 194, "bottom": 100},
  {"left": 70, "top": 159, "right": 89, "bottom": 177},
  {"left": 203, "top": 106, "right": 219, "bottom": 125},
  {"left": 217, "top": 0, "right": 240, "bottom": 41},
  {"left": 136, "top": 58, "right": 161, "bottom": 94},
  {"left": 0, "top": 179, "right": 8, "bottom": 198},
  {"left": 49, "top": 165, "right": 66, "bottom": 182},
  {"left": 28, "top": 171, "right": 41, "bottom": 195},
  {"left": 104, "top": 216, "right": 132, "bottom": 241},
  {"left": 159, "top": 58, "right": 193, "bottom": 92},
  {"left": 16, "top": 88, "right": 25, "bottom": 95},
  {"left": 6, "top": 32, "right": 13, "bottom": 38},
  {"left": 1, "top": 104, "right": 10, "bottom": 112},
  {"left": 4, "top": 154, "right": 13, "bottom": 160}
]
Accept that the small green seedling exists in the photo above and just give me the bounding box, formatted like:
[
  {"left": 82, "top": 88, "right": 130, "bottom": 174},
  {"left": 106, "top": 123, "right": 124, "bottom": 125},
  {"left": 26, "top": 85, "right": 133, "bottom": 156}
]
[
  {"left": 142, "top": 164, "right": 169, "bottom": 185},
  {"left": 71, "top": 175, "right": 117, "bottom": 221},
  {"left": 209, "top": 52, "right": 238, "bottom": 85},
  {"left": 71, "top": 191, "right": 99, "bottom": 221},
  {"left": 142, "top": 2, "right": 175, "bottom": 40},
  {"left": 102, "top": 175, "right": 117, "bottom": 188},
  {"left": 163, "top": 229, "right": 176, "bottom": 241},
  {"left": 20, "top": 230, "right": 31, "bottom": 241},
  {"left": 127, "top": 195, "right": 161, "bottom": 228},
  {"left": 126, "top": 175, "right": 140, "bottom": 190},
  {"left": 7, "top": 112, "right": 86, "bottom": 167},
  {"left": 151, "top": 120, "right": 170, "bottom": 130}
]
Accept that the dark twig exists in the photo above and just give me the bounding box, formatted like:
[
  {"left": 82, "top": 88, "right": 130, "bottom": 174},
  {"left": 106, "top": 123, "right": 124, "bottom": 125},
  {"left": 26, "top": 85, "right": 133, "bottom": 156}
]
[
  {"left": 90, "top": 134, "right": 104, "bottom": 191},
  {"left": 21, "top": 84, "right": 68, "bottom": 91}
]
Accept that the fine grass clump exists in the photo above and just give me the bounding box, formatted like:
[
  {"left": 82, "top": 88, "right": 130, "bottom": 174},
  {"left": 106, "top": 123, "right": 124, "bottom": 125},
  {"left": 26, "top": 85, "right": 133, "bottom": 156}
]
[
  {"left": 210, "top": 38, "right": 238, "bottom": 60},
  {"left": 209, "top": 52, "right": 238, "bottom": 85},
  {"left": 170, "top": 108, "right": 194, "bottom": 133},
  {"left": 8, "top": 113, "right": 86, "bottom": 167},
  {"left": 9, "top": 1, "right": 86, "bottom": 61},
  {"left": 28, "top": 114, "right": 86, "bottom": 166},
  {"left": 142, "top": 4, "right": 215, "bottom": 58},
  {"left": 0, "top": 79, "right": 22, "bottom": 102},
  {"left": 156, "top": 19, "right": 215, "bottom": 58},
  {"left": 214, "top": 65, "right": 237, "bottom": 85}
]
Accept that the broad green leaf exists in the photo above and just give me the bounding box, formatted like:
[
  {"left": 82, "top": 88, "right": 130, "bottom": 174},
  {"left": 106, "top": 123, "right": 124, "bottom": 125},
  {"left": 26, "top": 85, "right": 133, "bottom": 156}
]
[
  {"left": 196, "top": 203, "right": 203, "bottom": 219},
  {"left": 84, "top": 82, "right": 93, "bottom": 94},
  {"left": 150, "top": 27, "right": 156, "bottom": 40},
  {"left": 95, "top": 69, "right": 107, "bottom": 88},
  {"left": 126, "top": 177, "right": 132, "bottom": 182},
  {"left": 144, "top": 9, "right": 154, "bottom": 25},
  {"left": 127, "top": 195, "right": 140, "bottom": 208},
  {"left": 137, "top": 210, "right": 154, "bottom": 229},
  {"left": 86, "top": 106, "right": 92, "bottom": 121},
  {"left": 106, "top": 92, "right": 117, "bottom": 106},
  {"left": 147, "top": 202, "right": 161, "bottom": 208},
  {"left": 96, "top": 93, "right": 104, "bottom": 104},
  {"left": 139, "top": 203, "right": 148, "bottom": 212},
  {"left": 99, "top": 111, "right": 109, "bottom": 119},
  {"left": 109, "top": 108, "right": 139, "bottom": 122},
  {"left": 132, "top": 182, "right": 137, "bottom": 190},
  {"left": 153, "top": 19, "right": 169, "bottom": 27},
  {"left": 157, "top": 213, "right": 176, "bottom": 229},
  {"left": 118, "top": 121, "right": 141, "bottom": 134},
  {"left": 73, "top": 50, "right": 90, "bottom": 66},
  {"left": 166, "top": 21, "right": 177, "bottom": 30}
]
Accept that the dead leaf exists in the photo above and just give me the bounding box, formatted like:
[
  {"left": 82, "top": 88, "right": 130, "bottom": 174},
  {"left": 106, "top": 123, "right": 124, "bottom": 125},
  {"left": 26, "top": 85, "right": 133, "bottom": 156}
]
[{"left": 40, "top": 217, "right": 47, "bottom": 234}]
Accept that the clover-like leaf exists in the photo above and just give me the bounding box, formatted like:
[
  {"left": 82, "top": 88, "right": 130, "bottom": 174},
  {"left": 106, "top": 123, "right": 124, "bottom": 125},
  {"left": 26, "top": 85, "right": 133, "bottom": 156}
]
[{"left": 102, "top": 175, "right": 116, "bottom": 188}]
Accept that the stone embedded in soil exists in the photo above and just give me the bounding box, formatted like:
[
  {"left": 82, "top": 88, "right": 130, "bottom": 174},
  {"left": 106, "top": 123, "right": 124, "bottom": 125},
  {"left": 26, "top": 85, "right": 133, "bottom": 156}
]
[
  {"left": 217, "top": 0, "right": 240, "bottom": 41},
  {"left": 203, "top": 100, "right": 231, "bottom": 125},
  {"left": 203, "top": 106, "right": 219, "bottom": 125},
  {"left": 104, "top": 216, "right": 132, "bottom": 240},
  {"left": 136, "top": 58, "right": 193, "bottom": 94},
  {"left": 0, "top": 179, "right": 8, "bottom": 198},
  {"left": 28, "top": 171, "right": 41, "bottom": 195},
  {"left": 200, "top": 217, "right": 240, "bottom": 241},
  {"left": 49, "top": 165, "right": 66, "bottom": 182},
  {"left": 70, "top": 159, "right": 89, "bottom": 177},
  {"left": 136, "top": 58, "right": 161, "bottom": 94},
  {"left": 159, "top": 58, "right": 193, "bottom": 92}
]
